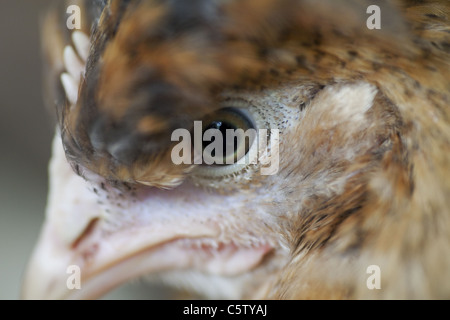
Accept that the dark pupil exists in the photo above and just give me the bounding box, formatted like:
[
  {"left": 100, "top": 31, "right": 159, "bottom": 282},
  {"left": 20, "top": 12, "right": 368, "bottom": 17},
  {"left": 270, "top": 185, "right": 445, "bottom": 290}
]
[{"left": 203, "top": 121, "right": 238, "bottom": 158}]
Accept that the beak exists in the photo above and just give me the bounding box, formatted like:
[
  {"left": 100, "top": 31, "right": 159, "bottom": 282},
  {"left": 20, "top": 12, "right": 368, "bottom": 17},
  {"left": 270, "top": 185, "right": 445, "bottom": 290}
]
[{"left": 22, "top": 132, "right": 272, "bottom": 299}]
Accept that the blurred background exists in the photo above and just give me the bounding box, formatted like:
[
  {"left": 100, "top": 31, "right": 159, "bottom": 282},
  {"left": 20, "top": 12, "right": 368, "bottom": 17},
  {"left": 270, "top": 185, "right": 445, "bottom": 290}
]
[{"left": 0, "top": 0, "right": 160, "bottom": 300}]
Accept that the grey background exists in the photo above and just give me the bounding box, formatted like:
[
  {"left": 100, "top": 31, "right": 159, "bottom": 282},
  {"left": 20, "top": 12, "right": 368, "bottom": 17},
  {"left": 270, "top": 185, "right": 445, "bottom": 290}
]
[{"left": 0, "top": 0, "right": 161, "bottom": 300}]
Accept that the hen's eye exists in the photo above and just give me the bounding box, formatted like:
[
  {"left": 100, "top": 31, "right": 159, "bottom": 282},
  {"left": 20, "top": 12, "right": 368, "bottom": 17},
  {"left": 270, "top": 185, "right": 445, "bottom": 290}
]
[{"left": 199, "top": 107, "right": 256, "bottom": 166}]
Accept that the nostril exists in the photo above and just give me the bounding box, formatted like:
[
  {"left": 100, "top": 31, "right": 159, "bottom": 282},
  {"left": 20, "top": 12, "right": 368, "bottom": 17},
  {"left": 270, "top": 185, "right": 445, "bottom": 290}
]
[{"left": 71, "top": 218, "right": 100, "bottom": 249}]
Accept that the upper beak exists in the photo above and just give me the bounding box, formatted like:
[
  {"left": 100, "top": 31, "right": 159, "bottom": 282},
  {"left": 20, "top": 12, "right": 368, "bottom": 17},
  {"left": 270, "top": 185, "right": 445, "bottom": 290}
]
[{"left": 22, "top": 133, "right": 272, "bottom": 299}]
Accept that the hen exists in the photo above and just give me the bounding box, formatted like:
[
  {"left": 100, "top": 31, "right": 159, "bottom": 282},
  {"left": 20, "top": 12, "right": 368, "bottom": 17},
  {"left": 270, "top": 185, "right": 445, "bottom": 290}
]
[{"left": 23, "top": 0, "right": 450, "bottom": 299}]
